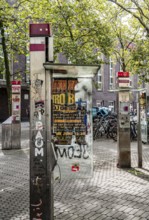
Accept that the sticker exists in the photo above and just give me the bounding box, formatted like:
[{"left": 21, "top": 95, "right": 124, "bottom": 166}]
[{"left": 71, "top": 163, "right": 80, "bottom": 172}]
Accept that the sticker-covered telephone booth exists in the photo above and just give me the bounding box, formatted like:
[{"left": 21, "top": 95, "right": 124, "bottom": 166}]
[{"left": 43, "top": 64, "right": 100, "bottom": 179}]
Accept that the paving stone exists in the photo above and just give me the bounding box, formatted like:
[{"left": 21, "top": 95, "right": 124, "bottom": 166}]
[
  {"left": 141, "top": 212, "right": 149, "bottom": 218},
  {"left": 124, "top": 207, "right": 134, "bottom": 213},
  {"left": 131, "top": 217, "right": 142, "bottom": 220},
  {"left": 134, "top": 209, "right": 146, "bottom": 217},
  {"left": 144, "top": 207, "right": 149, "bottom": 212},
  {"left": 139, "top": 218, "right": 149, "bottom": 220},
  {"left": 0, "top": 125, "right": 149, "bottom": 220}
]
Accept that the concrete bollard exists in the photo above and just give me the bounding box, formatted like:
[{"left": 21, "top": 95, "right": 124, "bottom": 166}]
[{"left": 2, "top": 116, "right": 21, "bottom": 149}]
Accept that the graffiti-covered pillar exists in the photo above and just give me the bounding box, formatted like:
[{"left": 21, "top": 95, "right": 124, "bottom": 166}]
[{"left": 29, "top": 23, "right": 53, "bottom": 220}]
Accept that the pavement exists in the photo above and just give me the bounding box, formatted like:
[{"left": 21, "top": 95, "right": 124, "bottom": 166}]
[{"left": 0, "top": 122, "right": 149, "bottom": 220}]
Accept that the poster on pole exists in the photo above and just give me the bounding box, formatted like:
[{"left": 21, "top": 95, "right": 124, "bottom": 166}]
[{"left": 52, "top": 78, "right": 93, "bottom": 179}]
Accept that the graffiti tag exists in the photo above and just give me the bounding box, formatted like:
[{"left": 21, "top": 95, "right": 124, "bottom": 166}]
[{"left": 55, "top": 144, "right": 89, "bottom": 159}]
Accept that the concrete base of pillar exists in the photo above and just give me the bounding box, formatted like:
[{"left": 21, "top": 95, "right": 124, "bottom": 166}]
[
  {"left": 2, "top": 117, "right": 21, "bottom": 149},
  {"left": 117, "top": 129, "right": 131, "bottom": 168}
]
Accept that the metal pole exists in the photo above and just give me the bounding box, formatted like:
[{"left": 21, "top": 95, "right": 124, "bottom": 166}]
[{"left": 137, "top": 92, "right": 142, "bottom": 168}]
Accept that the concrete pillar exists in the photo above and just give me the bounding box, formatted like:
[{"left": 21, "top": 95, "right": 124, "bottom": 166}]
[{"left": 29, "top": 23, "right": 54, "bottom": 220}]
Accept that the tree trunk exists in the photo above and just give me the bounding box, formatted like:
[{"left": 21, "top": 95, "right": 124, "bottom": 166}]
[{"left": 0, "top": 21, "right": 11, "bottom": 115}]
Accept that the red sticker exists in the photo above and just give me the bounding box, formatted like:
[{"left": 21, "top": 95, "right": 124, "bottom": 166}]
[{"left": 71, "top": 165, "right": 80, "bottom": 172}]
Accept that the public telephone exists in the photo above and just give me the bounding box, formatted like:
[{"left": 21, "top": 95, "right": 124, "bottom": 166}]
[{"left": 119, "top": 92, "right": 130, "bottom": 128}]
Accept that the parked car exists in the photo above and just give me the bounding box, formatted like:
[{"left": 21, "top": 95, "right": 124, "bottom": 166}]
[
  {"left": 97, "top": 107, "right": 111, "bottom": 116},
  {"left": 92, "top": 107, "right": 99, "bottom": 121},
  {"left": 92, "top": 106, "right": 110, "bottom": 122}
]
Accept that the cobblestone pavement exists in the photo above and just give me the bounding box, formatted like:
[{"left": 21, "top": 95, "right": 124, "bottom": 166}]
[{"left": 0, "top": 123, "right": 149, "bottom": 219}]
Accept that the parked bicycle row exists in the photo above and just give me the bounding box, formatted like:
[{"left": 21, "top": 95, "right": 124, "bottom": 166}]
[{"left": 93, "top": 113, "right": 137, "bottom": 141}]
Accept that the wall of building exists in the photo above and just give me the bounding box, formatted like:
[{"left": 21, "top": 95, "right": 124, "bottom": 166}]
[
  {"left": 92, "top": 57, "right": 139, "bottom": 112},
  {"left": 93, "top": 57, "right": 118, "bottom": 111}
]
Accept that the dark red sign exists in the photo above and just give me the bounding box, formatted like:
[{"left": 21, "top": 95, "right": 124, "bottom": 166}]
[
  {"left": 30, "top": 44, "right": 45, "bottom": 52},
  {"left": 30, "top": 23, "right": 51, "bottom": 37},
  {"left": 117, "top": 72, "right": 129, "bottom": 77},
  {"left": 11, "top": 80, "right": 21, "bottom": 85}
]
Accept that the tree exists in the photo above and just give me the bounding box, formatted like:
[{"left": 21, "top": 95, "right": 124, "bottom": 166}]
[
  {"left": 108, "top": 0, "right": 149, "bottom": 37},
  {"left": 46, "top": 0, "right": 113, "bottom": 64},
  {"left": 0, "top": 0, "right": 50, "bottom": 113},
  {"left": 130, "top": 39, "right": 149, "bottom": 83},
  {"left": 103, "top": 3, "right": 141, "bottom": 71},
  {"left": 0, "top": 0, "right": 13, "bottom": 113},
  {"left": 107, "top": 0, "right": 149, "bottom": 83},
  {"left": 0, "top": 0, "right": 114, "bottom": 114},
  {"left": 1, "top": 0, "right": 149, "bottom": 115}
]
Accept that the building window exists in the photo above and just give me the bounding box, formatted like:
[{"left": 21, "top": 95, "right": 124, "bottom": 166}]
[
  {"left": 108, "top": 101, "right": 114, "bottom": 111},
  {"left": 97, "top": 69, "right": 102, "bottom": 90},
  {"left": 109, "top": 57, "right": 113, "bottom": 90},
  {"left": 96, "top": 100, "right": 102, "bottom": 107},
  {"left": 96, "top": 100, "right": 103, "bottom": 107}
]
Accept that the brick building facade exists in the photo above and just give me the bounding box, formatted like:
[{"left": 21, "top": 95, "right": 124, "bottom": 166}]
[{"left": 93, "top": 56, "right": 139, "bottom": 112}]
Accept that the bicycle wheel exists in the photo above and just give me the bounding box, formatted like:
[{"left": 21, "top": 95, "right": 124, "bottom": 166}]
[
  {"left": 109, "top": 124, "right": 117, "bottom": 141},
  {"left": 93, "top": 123, "right": 105, "bottom": 140}
]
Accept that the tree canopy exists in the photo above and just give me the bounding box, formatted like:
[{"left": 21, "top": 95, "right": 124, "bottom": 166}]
[
  {"left": 108, "top": 0, "right": 149, "bottom": 82},
  {"left": 108, "top": 0, "right": 149, "bottom": 37},
  {"left": 0, "top": 0, "right": 149, "bottom": 111},
  {"left": 46, "top": 0, "right": 113, "bottom": 64}
]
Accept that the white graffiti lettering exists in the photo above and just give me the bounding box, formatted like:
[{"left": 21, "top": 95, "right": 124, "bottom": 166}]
[
  {"left": 36, "top": 130, "right": 43, "bottom": 139},
  {"left": 34, "top": 101, "right": 45, "bottom": 157},
  {"left": 36, "top": 121, "right": 43, "bottom": 130},
  {"left": 35, "top": 148, "right": 44, "bottom": 157},
  {"left": 35, "top": 139, "right": 44, "bottom": 148}
]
